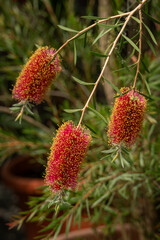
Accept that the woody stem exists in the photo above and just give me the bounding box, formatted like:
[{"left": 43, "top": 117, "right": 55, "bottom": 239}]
[{"left": 77, "top": 0, "right": 147, "bottom": 127}]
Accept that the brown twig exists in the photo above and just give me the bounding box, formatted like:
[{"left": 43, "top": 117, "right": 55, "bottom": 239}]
[{"left": 49, "top": 12, "right": 131, "bottom": 64}]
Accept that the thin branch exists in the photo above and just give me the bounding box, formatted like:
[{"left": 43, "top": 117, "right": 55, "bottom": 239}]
[
  {"left": 133, "top": 9, "right": 143, "bottom": 90},
  {"left": 49, "top": 12, "right": 131, "bottom": 64},
  {"left": 0, "top": 106, "right": 51, "bottom": 135},
  {"left": 77, "top": 0, "right": 147, "bottom": 127}
]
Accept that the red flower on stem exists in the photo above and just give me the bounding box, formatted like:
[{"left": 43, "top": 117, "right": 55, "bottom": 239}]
[
  {"left": 12, "top": 46, "right": 61, "bottom": 104},
  {"left": 45, "top": 121, "right": 91, "bottom": 192},
  {"left": 107, "top": 87, "right": 147, "bottom": 147}
]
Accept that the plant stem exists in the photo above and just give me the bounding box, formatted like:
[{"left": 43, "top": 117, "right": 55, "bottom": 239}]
[
  {"left": 77, "top": 0, "right": 147, "bottom": 127},
  {"left": 133, "top": 9, "right": 142, "bottom": 90},
  {"left": 49, "top": 12, "right": 130, "bottom": 64}
]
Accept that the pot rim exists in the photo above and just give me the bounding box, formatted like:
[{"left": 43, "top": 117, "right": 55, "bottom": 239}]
[{"left": 1, "top": 155, "right": 44, "bottom": 195}]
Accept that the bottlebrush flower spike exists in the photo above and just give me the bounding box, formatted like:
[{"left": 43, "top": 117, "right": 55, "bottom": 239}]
[
  {"left": 107, "top": 87, "right": 147, "bottom": 147},
  {"left": 45, "top": 121, "right": 91, "bottom": 192},
  {"left": 12, "top": 46, "right": 61, "bottom": 104}
]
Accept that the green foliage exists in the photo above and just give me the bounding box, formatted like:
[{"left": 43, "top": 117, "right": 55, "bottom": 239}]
[{"left": 0, "top": 0, "right": 160, "bottom": 239}]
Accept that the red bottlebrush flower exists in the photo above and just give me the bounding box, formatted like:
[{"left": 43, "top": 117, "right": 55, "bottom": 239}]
[
  {"left": 12, "top": 46, "right": 61, "bottom": 104},
  {"left": 45, "top": 121, "right": 91, "bottom": 192},
  {"left": 107, "top": 87, "right": 147, "bottom": 147}
]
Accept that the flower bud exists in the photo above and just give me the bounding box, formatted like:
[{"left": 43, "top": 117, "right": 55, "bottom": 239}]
[
  {"left": 45, "top": 121, "right": 91, "bottom": 192},
  {"left": 107, "top": 87, "right": 147, "bottom": 147},
  {"left": 12, "top": 46, "right": 61, "bottom": 104}
]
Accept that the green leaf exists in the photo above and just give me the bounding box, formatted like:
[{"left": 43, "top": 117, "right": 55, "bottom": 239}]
[
  {"left": 142, "top": 10, "right": 160, "bottom": 25},
  {"left": 74, "top": 203, "right": 82, "bottom": 229},
  {"left": 119, "top": 153, "right": 130, "bottom": 168},
  {"left": 97, "top": 23, "right": 123, "bottom": 29},
  {"left": 12, "top": 102, "right": 25, "bottom": 107},
  {"left": 92, "top": 191, "right": 110, "bottom": 208},
  {"left": 103, "top": 205, "right": 117, "bottom": 215},
  {"left": 9, "top": 107, "right": 21, "bottom": 113},
  {"left": 137, "top": 91, "right": 152, "bottom": 100},
  {"left": 65, "top": 214, "right": 73, "bottom": 237},
  {"left": 141, "top": 59, "right": 150, "bottom": 73},
  {"left": 72, "top": 76, "right": 95, "bottom": 85},
  {"left": 64, "top": 109, "right": 81, "bottom": 113},
  {"left": 143, "top": 22, "right": 157, "bottom": 45},
  {"left": 91, "top": 51, "right": 108, "bottom": 58},
  {"left": 131, "top": 16, "right": 140, "bottom": 24},
  {"left": 113, "top": 63, "right": 137, "bottom": 73},
  {"left": 103, "top": 77, "right": 121, "bottom": 94},
  {"left": 84, "top": 32, "right": 87, "bottom": 48},
  {"left": 81, "top": 16, "right": 106, "bottom": 20},
  {"left": 145, "top": 36, "right": 157, "bottom": 56},
  {"left": 25, "top": 105, "right": 34, "bottom": 115},
  {"left": 73, "top": 40, "right": 77, "bottom": 65},
  {"left": 85, "top": 198, "right": 90, "bottom": 218},
  {"left": 114, "top": 89, "right": 130, "bottom": 98},
  {"left": 58, "top": 25, "right": 78, "bottom": 33},
  {"left": 52, "top": 222, "right": 63, "bottom": 240},
  {"left": 122, "top": 34, "right": 140, "bottom": 53},
  {"left": 93, "top": 28, "right": 113, "bottom": 45},
  {"left": 102, "top": 148, "right": 118, "bottom": 154},
  {"left": 143, "top": 78, "right": 151, "bottom": 96},
  {"left": 88, "top": 106, "right": 108, "bottom": 124}
]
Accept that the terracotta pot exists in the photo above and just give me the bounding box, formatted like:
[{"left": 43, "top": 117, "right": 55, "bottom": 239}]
[
  {"left": 1, "top": 155, "right": 45, "bottom": 240},
  {"left": 56, "top": 224, "right": 141, "bottom": 240},
  {"left": 0, "top": 156, "right": 98, "bottom": 240},
  {"left": 57, "top": 226, "right": 105, "bottom": 240}
]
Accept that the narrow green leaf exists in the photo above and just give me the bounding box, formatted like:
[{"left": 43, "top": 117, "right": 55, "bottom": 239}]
[
  {"left": 131, "top": 16, "right": 140, "bottom": 24},
  {"left": 26, "top": 210, "right": 37, "bottom": 222},
  {"left": 103, "top": 77, "right": 121, "bottom": 94},
  {"left": 81, "top": 16, "right": 106, "bottom": 20},
  {"left": 143, "top": 78, "right": 151, "bottom": 96},
  {"left": 74, "top": 203, "right": 82, "bottom": 229},
  {"left": 103, "top": 205, "right": 117, "bottom": 215},
  {"left": 141, "top": 59, "right": 150, "bottom": 73},
  {"left": 84, "top": 32, "right": 87, "bottom": 48},
  {"left": 25, "top": 105, "right": 34, "bottom": 115},
  {"left": 12, "top": 102, "right": 25, "bottom": 107},
  {"left": 120, "top": 153, "right": 125, "bottom": 168},
  {"left": 100, "top": 155, "right": 112, "bottom": 161},
  {"left": 142, "top": 10, "right": 160, "bottom": 25},
  {"left": 58, "top": 25, "right": 78, "bottom": 33},
  {"left": 144, "top": 36, "right": 157, "bottom": 56},
  {"left": 88, "top": 106, "right": 108, "bottom": 124},
  {"left": 122, "top": 34, "right": 140, "bottom": 53},
  {"left": 73, "top": 40, "right": 77, "bottom": 65},
  {"left": 92, "top": 29, "right": 105, "bottom": 45},
  {"left": 113, "top": 63, "right": 137, "bottom": 73},
  {"left": 114, "top": 89, "right": 130, "bottom": 98},
  {"left": 92, "top": 191, "right": 110, "bottom": 208},
  {"left": 97, "top": 23, "right": 123, "bottom": 29},
  {"left": 91, "top": 51, "right": 108, "bottom": 58},
  {"left": 64, "top": 109, "right": 81, "bottom": 113},
  {"left": 9, "top": 107, "right": 21, "bottom": 112},
  {"left": 72, "top": 76, "right": 95, "bottom": 85},
  {"left": 86, "top": 198, "right": 91, "bottom": 218},
  {"left": 139, "top": 92, "right": 152, "bottom": 100},
  {"left": 143, "top": 22, "right": 157, "bottom": 45},
  {"left": 66, "top": 215, "right": 73, "bottom": 237},
  {"left": 102, "top": 148, "right": 118, "bottom": 154},
  {"left": 52, "top": 222, "right": 63, "bottom": 240},
  {"left": 93, "top": 28, "right": 112, "bottom": 45}
]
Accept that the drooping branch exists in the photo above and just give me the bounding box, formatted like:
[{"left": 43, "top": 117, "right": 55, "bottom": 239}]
[{"left": 77, "top": 0, "right": 147, "bottom": 127}]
